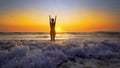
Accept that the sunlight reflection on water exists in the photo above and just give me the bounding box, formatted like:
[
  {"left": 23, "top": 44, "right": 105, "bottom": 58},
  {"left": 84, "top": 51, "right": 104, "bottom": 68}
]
[
  {"left": 0, "top": 32, "right": 120, "bottom": 40},
  {"left": 0, "top": 33, "right": 70, "bottom": 40}
]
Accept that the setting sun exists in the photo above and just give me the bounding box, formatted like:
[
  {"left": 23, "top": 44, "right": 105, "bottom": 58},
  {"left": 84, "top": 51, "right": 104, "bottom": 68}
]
[{"left": 56, "top": 27, "right": 61, "bottom": 32}]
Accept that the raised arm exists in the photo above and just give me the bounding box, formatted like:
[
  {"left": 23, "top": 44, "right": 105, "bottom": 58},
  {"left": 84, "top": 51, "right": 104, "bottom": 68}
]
[
  {"left": 49, "top": 15, "right": 51, "bottom": 23},
  {"left": 55, "top": 16, "right": 57, "bottom": 23}
]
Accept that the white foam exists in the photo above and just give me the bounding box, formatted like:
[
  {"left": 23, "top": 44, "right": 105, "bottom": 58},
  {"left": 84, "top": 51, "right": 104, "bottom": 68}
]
[{"left": 0, "top": 39, "right": 120, "bottom": 68}]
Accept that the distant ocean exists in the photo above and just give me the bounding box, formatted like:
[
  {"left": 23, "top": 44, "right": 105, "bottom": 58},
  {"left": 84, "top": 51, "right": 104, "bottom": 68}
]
[{"left": 0, "top": 32, "right": 120, "bottom": 40}]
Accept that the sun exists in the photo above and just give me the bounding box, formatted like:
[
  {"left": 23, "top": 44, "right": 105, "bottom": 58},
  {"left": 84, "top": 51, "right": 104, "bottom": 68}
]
[{"left": 56, "top": 27, "right": 61, "bottom": 32}]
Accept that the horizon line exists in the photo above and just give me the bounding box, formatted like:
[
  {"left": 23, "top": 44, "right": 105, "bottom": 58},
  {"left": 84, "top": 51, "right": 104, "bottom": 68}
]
[{"left": 0, "top": 31, "right": 120, "bottom": 33}]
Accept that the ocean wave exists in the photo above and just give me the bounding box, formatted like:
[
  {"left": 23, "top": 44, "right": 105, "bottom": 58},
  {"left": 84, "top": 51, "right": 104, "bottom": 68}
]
[{"left": 0, "top": 39, "right": 120, "bottom": 68}]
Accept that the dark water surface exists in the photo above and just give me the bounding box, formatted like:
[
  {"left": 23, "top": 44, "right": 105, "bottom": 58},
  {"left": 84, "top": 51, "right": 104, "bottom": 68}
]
[{"left": 0, "top": 32, "right": 120, "bottom": 40}]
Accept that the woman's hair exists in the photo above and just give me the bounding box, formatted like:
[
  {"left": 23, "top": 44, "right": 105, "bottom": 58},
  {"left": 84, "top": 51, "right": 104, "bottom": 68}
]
[{"left": 51, "top": 18, "right": 54, "bottom": 22}]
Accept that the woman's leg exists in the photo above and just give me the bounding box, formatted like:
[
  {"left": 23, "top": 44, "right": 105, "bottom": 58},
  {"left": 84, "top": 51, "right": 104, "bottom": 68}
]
[
  {"left": 50, "top": 31, "right": 52, "bottom": 41},
  {"left": 50, "top": 30, "right": 55, "bottom": 41},
  {"left": 53, "top": 31, "right": 56, "bottom": 41}
]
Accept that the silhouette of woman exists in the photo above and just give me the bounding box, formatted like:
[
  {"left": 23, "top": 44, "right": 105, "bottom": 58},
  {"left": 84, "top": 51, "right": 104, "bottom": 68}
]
[{"left": 49, "top": 15, "right": 57, "bottom": 41}]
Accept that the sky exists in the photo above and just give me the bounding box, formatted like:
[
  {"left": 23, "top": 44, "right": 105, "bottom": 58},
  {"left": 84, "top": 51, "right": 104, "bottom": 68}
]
[{"left": 0, "top": 0, "right": 120, "bottom": 32}]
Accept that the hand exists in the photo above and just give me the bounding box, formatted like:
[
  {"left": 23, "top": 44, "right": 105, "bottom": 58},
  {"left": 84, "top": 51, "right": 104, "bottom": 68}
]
[
  {"left": 55, "top": 16, "right": 57, "bottom": 18},
  {"left": 49, "top": 15, "right": 51, "bottom": 17},
  {"left": 49, "top": 15, "right": 51, "bottom": 20},
  {"left": 55, "top": 16, "right": 57, "bottom": 20}
]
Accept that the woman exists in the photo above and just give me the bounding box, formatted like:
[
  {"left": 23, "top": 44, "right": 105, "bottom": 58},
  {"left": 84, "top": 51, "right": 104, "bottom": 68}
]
[{"left": 49, "top": 15, "right": 57, "bottom": 41}]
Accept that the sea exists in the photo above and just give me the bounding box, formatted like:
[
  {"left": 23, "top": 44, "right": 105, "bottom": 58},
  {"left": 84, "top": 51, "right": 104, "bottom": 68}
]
[
  {"left": 0, "top": 32, "right": 120, "bottom": 40},
  {"left": 0, "top": 32, "right": 120, "bottom": 68}
]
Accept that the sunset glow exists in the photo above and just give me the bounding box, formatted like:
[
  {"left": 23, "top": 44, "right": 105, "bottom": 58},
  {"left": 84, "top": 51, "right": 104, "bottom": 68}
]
[
  {"left": 0, "top": 0, "right": 120, "bottom": 32},
  {"left": 56, "top": 27, "right": 61, "bottom": 32}
]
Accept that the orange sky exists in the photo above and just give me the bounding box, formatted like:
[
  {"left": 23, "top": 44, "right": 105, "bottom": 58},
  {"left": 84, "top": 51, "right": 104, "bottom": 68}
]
[
  {"left": 0, "top": 0, "right": 120, "bottom": 32},
  {"left": 0, "top": 10, "right": 119, "bottom": 32}
]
